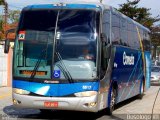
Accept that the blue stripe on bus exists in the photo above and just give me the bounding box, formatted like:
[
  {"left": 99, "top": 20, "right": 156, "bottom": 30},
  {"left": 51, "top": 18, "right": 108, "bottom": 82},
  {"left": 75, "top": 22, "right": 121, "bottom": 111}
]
[
  {"left": 26, "top": 4, "right": 98, "bottom": 9},
  {"left": 67, "top": 4, "right": 98, "bottom": 9},
  {"left": 118, "top": 51, "right": 142, "bottom": 101},
  {"left": 13, "top": 80, "right": 99, "bottom": 97},
  {"left": 110, "top": 46, "right": 144, "bottom": 103},
  {"left": 144, "top": 51, "right": 151, "bottom": 90}
]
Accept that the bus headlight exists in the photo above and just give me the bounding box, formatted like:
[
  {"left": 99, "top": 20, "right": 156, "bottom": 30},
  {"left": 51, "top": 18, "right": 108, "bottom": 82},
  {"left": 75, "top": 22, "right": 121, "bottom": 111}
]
[
  {"left": 74, "top": 91, "right": 97, "bottom": 97},
  {"left": 13, "top": 88, "right": 30, "bottom": 95}
]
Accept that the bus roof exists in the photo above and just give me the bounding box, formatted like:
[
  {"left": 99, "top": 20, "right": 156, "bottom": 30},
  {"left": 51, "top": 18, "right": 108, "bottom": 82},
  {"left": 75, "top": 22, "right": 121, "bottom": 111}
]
[{"left": 24, "top": 2, "right": 107, "bottom": 10}]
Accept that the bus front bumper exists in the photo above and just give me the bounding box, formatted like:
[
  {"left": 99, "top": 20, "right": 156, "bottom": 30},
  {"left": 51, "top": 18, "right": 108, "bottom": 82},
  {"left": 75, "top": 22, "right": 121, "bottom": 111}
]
[{"left": 13, "top": 93, "right": 99, "bottom": 112}]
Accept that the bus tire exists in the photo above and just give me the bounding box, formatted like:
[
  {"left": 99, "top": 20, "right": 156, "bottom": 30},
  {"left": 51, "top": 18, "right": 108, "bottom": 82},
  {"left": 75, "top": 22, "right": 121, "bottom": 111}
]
[
  {"left": 138, "top": 80, "right": 144, "bottom": 99},
  {"left": 107, "top": 87, "right": 117, "bottom": 115}
]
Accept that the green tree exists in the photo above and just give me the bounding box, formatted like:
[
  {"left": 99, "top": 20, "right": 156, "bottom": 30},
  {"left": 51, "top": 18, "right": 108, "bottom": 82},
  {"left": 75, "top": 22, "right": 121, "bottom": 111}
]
[
  {"left": 0, "top": 15, "right": 4, "bottom": 40},
  {"left": 0, "top": 15, "right": 2, "bottom": 30},
  {"left": 118, "top": 0, "right": 159, "bottom": 28},
  {"left": 0, "top": 20, "right": 3, "bottom": 40},
  {"left": 0, "top": 0, "right": 7, "bottom": 40},
  {"left": 0, "top": 0, "right": 5, "bottom": 5},
  {"left": 0, "top": 0, "right": 5, "bottom": 31},
  {"left": 8, "top": 10, "right": 20, "bottom": 24}
]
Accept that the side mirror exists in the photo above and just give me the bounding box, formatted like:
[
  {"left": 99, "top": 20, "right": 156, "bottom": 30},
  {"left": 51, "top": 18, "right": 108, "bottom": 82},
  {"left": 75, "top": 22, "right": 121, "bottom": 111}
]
[
  {"left": 4, "top": 39, "right": 10, "bottom": 54},
  {"left": 4, "top": 28, "right": 16, "bottom": 54}
]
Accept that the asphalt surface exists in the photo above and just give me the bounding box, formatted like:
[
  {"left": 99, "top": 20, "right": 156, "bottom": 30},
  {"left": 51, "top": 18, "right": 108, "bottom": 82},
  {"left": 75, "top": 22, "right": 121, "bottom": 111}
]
[{"left": 0, "top": 86, "right": 160, "bottom": 120}]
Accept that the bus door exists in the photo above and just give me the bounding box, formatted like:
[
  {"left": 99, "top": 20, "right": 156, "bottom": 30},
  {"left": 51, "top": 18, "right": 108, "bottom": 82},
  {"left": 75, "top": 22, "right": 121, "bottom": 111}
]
[{"left": 98, "top": 10, "right": 112, "bottom": 110}]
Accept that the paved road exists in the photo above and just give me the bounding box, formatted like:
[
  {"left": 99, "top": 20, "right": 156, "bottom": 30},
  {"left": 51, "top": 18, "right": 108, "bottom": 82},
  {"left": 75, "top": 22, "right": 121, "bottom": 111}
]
[{"left": 0, "top": 86, "right": 160, "bottom": 120}]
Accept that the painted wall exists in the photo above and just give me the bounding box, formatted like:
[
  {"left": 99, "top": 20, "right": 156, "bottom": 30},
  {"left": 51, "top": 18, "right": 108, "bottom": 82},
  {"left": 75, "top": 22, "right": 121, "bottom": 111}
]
[
  {"left": 0, "top": 44, "right": 8, "bottom": 86},
  {"left": 0, "top": 44, "right": 12, "bottom": 87}
]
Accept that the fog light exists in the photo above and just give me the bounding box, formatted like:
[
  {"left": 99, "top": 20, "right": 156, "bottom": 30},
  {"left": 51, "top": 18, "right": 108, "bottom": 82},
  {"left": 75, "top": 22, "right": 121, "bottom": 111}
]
[
  {"left": 84, "top": 102, "right": 97, "bottom": 107},
  {"left": 13, "top": 99, "right": 18, "bottom": 104},
  {"left": 13, "top": 99, "right": 21, "bottom": 104},
  {"left": 90, "top": 102, "right": 97, "bottom": 107}
]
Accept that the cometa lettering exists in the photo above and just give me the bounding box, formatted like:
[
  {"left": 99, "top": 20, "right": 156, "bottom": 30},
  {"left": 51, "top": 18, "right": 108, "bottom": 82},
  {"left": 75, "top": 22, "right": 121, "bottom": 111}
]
[{"left": 123, "top": 52, "right": 134, "bottom": 65}]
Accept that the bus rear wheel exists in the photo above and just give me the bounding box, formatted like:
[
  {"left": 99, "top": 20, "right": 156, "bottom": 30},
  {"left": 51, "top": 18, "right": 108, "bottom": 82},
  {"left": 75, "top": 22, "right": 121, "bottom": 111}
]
[{"left": 138, "top": 80, "right": 144, "bottom": 99}]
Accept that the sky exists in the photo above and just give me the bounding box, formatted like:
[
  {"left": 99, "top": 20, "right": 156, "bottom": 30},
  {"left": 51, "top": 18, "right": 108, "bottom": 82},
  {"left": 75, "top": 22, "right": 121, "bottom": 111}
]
[
  {"left": 1, "top": 0, "right": 159, "bottom": 25},
  {"left": 4, "top": 0, "right": 160, "bottom": 18}
]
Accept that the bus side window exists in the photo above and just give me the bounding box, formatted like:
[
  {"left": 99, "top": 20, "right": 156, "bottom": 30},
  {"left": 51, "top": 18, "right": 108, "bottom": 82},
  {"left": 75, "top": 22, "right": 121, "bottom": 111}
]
[
  {"left": 102, "top": 10, "right": 110, "bottom": 43},
  {"left": 120, "top": 17, "right": 128, "bottom": 46},
  {"left": 143, "top": 32, "right": 150, "bottom": 51},
  {"left": 111, "top": 13, "right": 120, "bottom": 45},
  {"left": 128, "top": 22, "right": 136, "bottom": 48}
]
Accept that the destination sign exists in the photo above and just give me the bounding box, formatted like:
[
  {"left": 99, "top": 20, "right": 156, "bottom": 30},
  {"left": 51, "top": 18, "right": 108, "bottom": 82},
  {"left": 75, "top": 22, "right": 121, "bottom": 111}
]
[{"left": 20, "top": 70, "right": 46, "bottom": 76}]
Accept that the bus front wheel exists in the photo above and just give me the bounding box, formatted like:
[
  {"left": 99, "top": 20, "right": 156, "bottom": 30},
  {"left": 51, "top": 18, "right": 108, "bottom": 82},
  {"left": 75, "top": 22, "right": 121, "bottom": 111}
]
[{"left": 107, "top": 87, "right": 117, "bottom": 115}]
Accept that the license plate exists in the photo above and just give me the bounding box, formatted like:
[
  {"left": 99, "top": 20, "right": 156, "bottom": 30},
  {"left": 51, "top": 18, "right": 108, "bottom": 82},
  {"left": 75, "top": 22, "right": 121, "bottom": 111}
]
[{"left": 44, "top": 101, "right": 58, "bottom": 108}]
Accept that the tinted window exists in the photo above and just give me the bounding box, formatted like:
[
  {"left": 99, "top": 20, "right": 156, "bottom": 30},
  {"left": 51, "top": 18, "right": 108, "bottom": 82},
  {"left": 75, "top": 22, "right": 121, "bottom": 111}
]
[
  {"left": 58, "top": 10, "right": 97, "bottom": 33},
  {"left": 56, "top": 10, "right": 99, "bottom": 61},
  {"left": 133, "top": 31, "right": 140, "bottom": 49},
  {"left": 112, "top": 13, "right": 120, "bottom": 44},
  {"left": 19, "top": 10, "right": 58, "bottom": 31},
  {"left": 143, "top": 32, "right": 151, "bottom": 51},
  {"left": 102, "top": 10, "right": 110, "bottom": 43},
  {"left": 120, "top": 17, "right": 128, "bottom": 46}
]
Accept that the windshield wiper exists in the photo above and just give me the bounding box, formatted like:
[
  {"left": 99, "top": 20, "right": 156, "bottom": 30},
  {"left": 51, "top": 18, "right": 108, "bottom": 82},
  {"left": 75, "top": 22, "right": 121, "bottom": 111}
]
[
  {"left": 55, "top": 52, "right": 74, "bottom": 83},
  {"left": 30, "top": 39, "right": 49, "bottom": 79}
]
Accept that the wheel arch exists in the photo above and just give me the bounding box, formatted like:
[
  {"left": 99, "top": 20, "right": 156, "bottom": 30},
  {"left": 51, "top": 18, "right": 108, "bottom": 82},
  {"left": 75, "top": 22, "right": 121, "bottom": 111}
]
[{"left": 107, "top": 80, "right": 118, "bottom": 107}]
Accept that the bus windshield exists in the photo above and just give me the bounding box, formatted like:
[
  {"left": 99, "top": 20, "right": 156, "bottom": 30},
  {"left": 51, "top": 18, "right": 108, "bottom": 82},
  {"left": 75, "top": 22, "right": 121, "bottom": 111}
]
[{"left": 13, "top": 9, "right": 99, "bottom": 82}]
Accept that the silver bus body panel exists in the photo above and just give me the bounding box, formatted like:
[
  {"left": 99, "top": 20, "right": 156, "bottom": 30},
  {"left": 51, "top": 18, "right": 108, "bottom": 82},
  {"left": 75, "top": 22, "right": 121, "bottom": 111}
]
[
  {"left": 13, "top": 93, "right": 100, "bottom": 112},
  {"left": 97, "top": 92, "right": 108, "bottom": 110}
]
